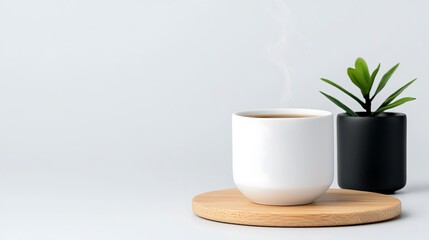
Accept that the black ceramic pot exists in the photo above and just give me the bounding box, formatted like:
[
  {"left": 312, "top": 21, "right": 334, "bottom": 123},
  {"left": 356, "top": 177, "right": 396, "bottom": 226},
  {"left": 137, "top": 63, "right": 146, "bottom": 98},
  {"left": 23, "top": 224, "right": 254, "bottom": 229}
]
[{"left": 337, "top": 112, "right": 406, "bottom": 194}]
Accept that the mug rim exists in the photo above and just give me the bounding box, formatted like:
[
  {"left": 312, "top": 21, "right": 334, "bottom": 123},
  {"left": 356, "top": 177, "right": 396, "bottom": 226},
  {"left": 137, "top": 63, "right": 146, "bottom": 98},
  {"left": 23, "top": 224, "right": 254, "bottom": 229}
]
[{"left": 233, "top": 108, "right": 332, "bottom": 120}]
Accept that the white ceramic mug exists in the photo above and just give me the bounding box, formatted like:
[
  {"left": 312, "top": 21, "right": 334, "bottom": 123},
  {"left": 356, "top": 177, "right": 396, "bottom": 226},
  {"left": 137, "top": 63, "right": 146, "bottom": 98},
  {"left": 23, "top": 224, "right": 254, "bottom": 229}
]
[{"left": 232, "top": 108, "right": 333, "bottom": 205}]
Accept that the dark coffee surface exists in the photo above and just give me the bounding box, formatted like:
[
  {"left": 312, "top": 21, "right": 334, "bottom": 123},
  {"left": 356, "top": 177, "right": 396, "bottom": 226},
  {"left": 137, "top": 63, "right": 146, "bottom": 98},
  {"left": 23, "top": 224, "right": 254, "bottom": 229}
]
[{"left": 249, "top": 114, "right": 319, "bottom": 118}]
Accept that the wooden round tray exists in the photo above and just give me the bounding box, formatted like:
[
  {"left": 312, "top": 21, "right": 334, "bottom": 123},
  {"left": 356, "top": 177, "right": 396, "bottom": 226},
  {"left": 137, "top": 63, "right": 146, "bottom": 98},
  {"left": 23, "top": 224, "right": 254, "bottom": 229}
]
[{"left": 192, "top": 188, "right": 401, "bottom": 227}]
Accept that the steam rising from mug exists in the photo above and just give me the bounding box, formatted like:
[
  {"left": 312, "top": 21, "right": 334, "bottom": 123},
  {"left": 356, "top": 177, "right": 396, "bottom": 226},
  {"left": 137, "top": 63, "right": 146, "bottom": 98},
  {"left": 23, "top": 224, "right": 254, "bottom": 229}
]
[{"left": 264, "top": 0, "right": 310, "bottom": 106}]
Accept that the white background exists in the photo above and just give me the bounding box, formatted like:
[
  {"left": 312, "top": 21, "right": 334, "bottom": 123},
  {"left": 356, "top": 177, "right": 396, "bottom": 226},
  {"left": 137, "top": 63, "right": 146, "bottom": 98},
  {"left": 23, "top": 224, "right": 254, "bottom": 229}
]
[{"left": 0, "top": 0, "right": 428, "bottom": 239}]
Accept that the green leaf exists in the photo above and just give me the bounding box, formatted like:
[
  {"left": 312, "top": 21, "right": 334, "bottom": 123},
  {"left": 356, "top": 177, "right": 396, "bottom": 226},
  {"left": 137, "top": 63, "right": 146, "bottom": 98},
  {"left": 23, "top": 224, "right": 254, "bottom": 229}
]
[
  {"left": 347, "top": 68, "right": 368, "bottom": 96},
  {"left": 369, "top": 63, "right": 380, "bottom": 94},
  {"left": 355, "top": 58, "right": 371, "bottom": 85},
  {"left": 372, "top": 63, "right": 399, "bottom": 99},
  {"left": 373, "top": 97, "right": 416, "bottom": 116},
  {"left": 320, "top": 78, "right": 365, "bottom": 108},
  {"left": 320, "top": 91, "right": 358, "bottom": 116},
  {"left": 377, "top": 78, "right": 416, "bottom": 110}
]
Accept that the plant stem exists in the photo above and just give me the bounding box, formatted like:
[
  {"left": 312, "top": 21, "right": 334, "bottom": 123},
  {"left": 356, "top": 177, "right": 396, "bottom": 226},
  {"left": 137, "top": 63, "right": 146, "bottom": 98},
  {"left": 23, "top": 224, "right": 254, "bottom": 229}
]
[{"left": 364, "top": 96, "right": 371, "bottom": 116}]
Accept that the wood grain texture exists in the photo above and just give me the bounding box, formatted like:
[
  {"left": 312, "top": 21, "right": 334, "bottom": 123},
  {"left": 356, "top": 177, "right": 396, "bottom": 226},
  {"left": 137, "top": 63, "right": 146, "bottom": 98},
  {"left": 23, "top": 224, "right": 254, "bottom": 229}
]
[{"left": 192, "top": 188, "right": 401, "bottom": 227}]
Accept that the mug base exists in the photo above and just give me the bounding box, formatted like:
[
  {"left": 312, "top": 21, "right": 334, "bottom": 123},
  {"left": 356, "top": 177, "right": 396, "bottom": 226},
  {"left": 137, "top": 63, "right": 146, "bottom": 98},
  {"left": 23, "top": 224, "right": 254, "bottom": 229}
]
[{"left": 236, "top": 184, "right": 331, "bottom": 206}]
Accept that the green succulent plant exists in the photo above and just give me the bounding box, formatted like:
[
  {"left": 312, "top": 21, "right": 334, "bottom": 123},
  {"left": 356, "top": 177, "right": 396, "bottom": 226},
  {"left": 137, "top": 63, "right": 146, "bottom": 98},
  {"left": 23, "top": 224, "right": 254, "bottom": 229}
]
[{"left": 320, "top": 57, "right": 416, "bottom": 116}]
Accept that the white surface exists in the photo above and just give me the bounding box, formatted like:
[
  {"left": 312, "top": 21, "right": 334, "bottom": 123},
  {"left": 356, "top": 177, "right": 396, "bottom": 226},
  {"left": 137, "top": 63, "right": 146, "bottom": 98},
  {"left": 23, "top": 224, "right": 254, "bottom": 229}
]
[
  {"left": 0, "top": 0, "right": 428, "bottom": 239},
  {"left": 233, "top": 109, "right": 333, "bottom": 205}
]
